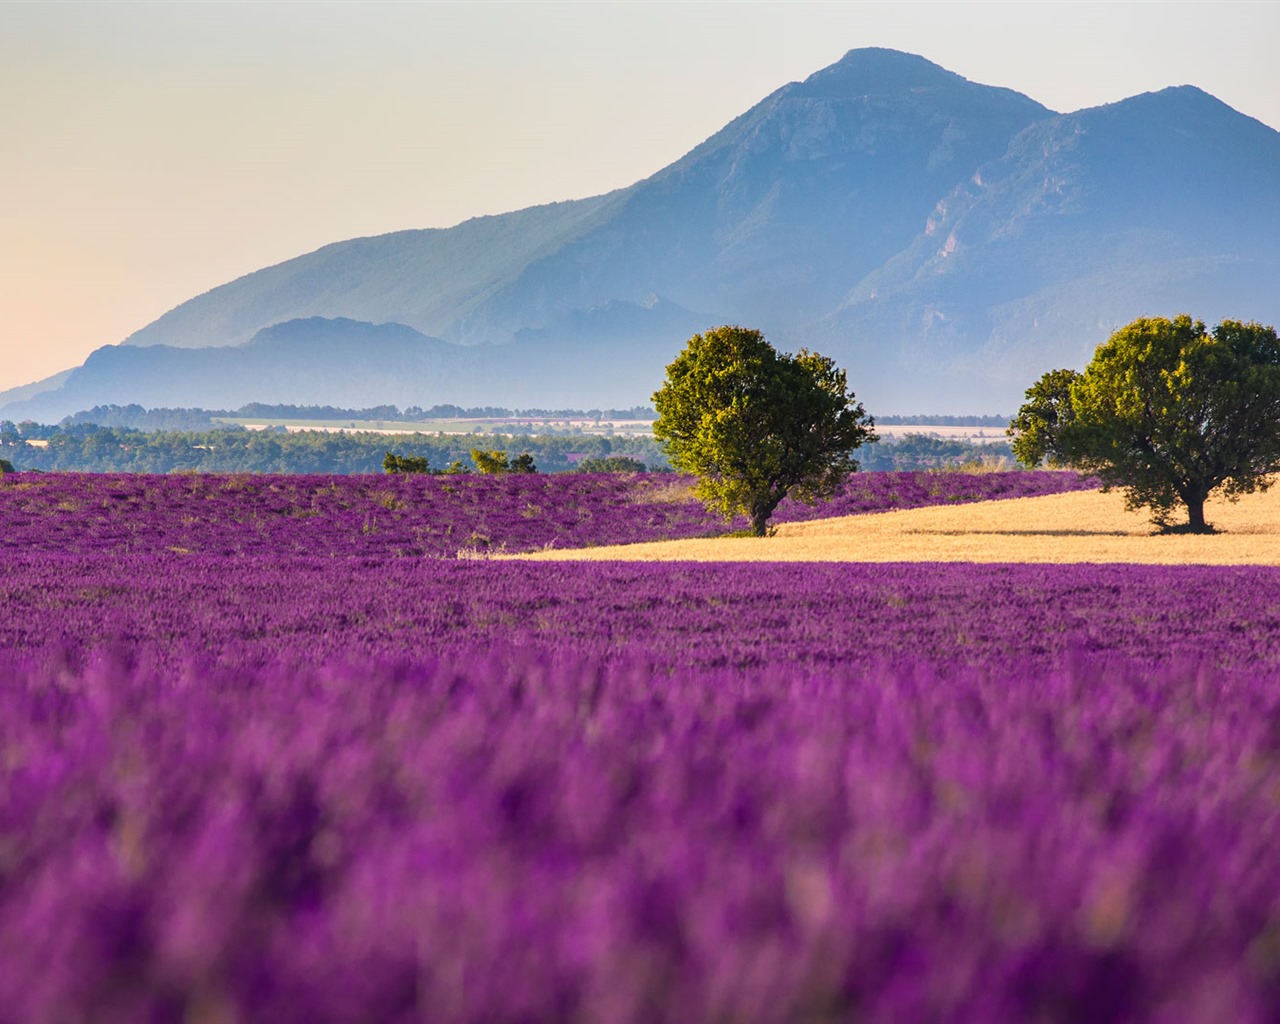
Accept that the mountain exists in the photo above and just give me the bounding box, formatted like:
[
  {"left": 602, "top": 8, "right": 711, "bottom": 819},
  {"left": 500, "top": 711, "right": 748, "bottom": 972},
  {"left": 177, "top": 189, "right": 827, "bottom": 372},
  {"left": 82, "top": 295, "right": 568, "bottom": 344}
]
[
  {"left": 815, "top": 85, "right": 1280, "bottom": 408},
  {"left": 5, "top": 48, "right": 1278, "bottom": 421},
  {"left": 116, "top": 49, "right": 1048, "bottom": 353},
  {"left": 23, "top": 320, "right": 472, "bottom": 414},
  {"left": 6, "top": 315, "right": 706, "bottom": 415}
]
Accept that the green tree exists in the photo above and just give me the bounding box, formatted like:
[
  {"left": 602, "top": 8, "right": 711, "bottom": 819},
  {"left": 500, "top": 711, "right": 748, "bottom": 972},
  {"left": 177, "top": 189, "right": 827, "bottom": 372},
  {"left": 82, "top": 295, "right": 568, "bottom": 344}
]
[
  {"left": 1010, "top": 315, "right": 1280, "bottom": 532},
  {"left": 383, "top": 451, "right": 431, "bottom": 474},
  {"left": 652, "top": 325, "right": 876, "bottom": 536},
  {"left": 1006, "top": 368, "right": 1081, "bottom": 469},
  {"left": 510, "top": 453, "right": 537, "bottom": 474},
  {"left": 0, "top": 458, "right": 13, "bottom": 475},
  {"left": 471, "top": 449, "right": 510, "bottom": 474}
]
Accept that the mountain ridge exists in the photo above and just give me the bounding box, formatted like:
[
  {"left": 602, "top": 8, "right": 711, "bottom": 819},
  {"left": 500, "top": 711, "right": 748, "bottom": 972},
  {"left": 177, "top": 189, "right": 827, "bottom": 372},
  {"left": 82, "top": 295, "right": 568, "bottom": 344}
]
[
  {"left": 812, "top": 82, "right": 1280, "bottom": 406},
  {"left": 5, "top": 47, "right": 1277, "bottom": 420}
]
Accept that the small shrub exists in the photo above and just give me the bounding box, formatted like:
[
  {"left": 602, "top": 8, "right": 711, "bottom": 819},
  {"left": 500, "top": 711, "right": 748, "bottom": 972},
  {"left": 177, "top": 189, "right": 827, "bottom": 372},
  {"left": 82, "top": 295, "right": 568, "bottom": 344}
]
[{"left": 384, "top": 451, "right": 431, "bottom": 474}]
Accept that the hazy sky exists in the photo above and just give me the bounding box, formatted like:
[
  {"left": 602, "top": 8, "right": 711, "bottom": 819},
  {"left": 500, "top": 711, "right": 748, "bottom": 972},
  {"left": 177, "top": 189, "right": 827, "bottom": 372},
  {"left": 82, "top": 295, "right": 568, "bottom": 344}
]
[{"left": 3, "top": 0, "right": 1278, "bottom": 394}]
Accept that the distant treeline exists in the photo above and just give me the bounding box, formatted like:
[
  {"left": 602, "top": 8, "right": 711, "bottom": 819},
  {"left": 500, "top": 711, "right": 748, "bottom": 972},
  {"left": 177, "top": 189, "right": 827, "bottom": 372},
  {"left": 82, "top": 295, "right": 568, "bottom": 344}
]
[
  {"left": 55, "top": 406, "right": 226, "bottom": 433},
  {"left": 0, "top": 424, "right": 670, "bottom": 474},
  {"left": 2, "top": 422, "right": 1014, "bottom": 474},
  {"left": 861, "top": 434, "right": 1014, "bottom": 471},
  {"left": 875, "top": 414, "right": 1010, "bottom": 426},
  {"left": 44, "top": 403, "right": 659, "bottom": 433}
]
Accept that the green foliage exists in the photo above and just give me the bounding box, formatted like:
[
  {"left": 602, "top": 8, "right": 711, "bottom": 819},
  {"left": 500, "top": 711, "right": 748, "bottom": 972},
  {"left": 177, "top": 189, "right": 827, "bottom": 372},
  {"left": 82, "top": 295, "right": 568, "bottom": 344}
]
[
  {"left": 470, "top": 449, "right": 537, "bottom": 474},
  {"left": 576, "top": 455, "right": 649, "bottom": 473},
  {"left": 1006, "top": 368, "right": 1081, "bottom": 469},
  {"left": 382, "top": 451, "right": 431, "bottom": 474},
  {"left": 0, "top": 458, "right": 13, "bottom": 475},
  {"left": 471, "top": 449, "right": 510, "bottom": 474},
  {"left": 1010, "top": 315, "right": 1280, "bottom": 532},
  {"left": 1, "top": 426, "right": 666, "bottom": 474},
  {"left": 652, "top": 325, "right": 876, "bottom": 536}
]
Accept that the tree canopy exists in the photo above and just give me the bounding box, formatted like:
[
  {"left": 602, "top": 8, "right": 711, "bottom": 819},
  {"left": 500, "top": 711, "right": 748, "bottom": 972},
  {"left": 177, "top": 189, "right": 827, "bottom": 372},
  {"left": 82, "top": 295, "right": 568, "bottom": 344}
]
[
  {"left": 1006, "top": 368, "right": 1081, "bottom": 470},
  {"left": 652, "top": 325, "right": 876, "bottom": 536},
  {"left": 1009, "top": 315, "right": 1280, "bottom": 532},
  {"left": 471, "top": 449, "right": 537, "bottom": 475},
  {"left": 383, "top": 451, "right": 432, "bottom": 474}
]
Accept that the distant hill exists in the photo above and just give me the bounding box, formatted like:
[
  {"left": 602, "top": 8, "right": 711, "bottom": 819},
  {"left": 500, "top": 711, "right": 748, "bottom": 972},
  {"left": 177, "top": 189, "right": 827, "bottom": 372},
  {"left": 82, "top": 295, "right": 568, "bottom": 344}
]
[
  {"left": 4, "top": 47, "right": 1277, "bottom": 421},
  {"left": 2, "top": 315, "right": 709, "bottom": 416}
]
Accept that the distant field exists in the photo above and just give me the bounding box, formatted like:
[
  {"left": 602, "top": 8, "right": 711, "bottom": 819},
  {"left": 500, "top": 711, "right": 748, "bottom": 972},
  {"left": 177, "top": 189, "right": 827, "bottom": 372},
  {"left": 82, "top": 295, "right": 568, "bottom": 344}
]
[
  {"left": 214, "top": 416, "right": 657, "bottom": 436},
  {"left": 518, "top": 487, "right": 1280, "bottom": 565},
  {"left": 212, "top": 417, "right": 998, "bottom": 441},
  {"left": 873, "top": 423, "right": 1010, "bottom": 444}
]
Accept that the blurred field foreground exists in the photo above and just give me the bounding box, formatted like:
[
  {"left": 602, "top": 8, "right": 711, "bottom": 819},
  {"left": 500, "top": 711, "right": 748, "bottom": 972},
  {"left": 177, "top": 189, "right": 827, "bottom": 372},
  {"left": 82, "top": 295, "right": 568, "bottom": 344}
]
[{"left": 518, "top": 487, "right": 1280, "bottom": 564}]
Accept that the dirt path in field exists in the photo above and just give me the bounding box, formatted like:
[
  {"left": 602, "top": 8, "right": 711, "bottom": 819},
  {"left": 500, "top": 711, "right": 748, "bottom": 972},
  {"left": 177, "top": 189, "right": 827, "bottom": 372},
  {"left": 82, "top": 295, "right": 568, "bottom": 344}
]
[{"left": 513, "top": 487, "right": 1280, "bottom": 565}]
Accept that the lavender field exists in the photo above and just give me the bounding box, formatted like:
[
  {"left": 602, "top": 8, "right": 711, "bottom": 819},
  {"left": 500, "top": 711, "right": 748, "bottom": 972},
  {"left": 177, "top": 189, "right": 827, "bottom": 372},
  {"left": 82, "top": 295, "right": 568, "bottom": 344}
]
[
  {"left": 0, "top": 469, "right": 1092, "bottom": 557},
  {"left": 4, "top": 471, "right": 1280, "bottom": 1022},
  {"left": 7, "top": 556, "right": 1280, "bottom": 675}
]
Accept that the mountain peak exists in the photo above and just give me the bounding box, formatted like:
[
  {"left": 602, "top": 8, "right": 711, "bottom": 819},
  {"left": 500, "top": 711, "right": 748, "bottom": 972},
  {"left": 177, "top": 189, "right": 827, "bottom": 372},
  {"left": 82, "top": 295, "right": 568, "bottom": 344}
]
[
  {"left": 1066, "top": 82, "right": 1280, "bottom": 156},
  {"left": 797, "top": 48, "right": 964, "bottom": 98},
  {"left": 1104, "top": 83, "right": 1237, "bottom": 118}
]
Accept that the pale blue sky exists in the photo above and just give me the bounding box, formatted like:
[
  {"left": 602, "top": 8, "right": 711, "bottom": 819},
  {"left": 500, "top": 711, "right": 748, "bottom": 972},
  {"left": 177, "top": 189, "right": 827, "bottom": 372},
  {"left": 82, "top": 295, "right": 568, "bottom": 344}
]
[{"left": 3, "top": 0, "right": 1277, "bottom": 393}]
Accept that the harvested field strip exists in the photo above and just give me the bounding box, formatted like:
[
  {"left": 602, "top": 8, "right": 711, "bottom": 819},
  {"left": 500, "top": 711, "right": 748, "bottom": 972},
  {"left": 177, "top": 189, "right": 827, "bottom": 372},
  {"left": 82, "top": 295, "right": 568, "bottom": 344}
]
[{"left": 516, "top": 487, "right": 1280, "bottom": 564}]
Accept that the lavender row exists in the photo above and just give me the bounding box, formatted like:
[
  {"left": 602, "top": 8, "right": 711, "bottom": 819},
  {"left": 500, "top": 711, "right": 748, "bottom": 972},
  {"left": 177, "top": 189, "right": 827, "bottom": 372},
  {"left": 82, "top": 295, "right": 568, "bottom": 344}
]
[
  {"left": 3, "top": 648, "right": 1279, "bottom": 1023},
  {"left": 5, "top": 555, "right": 1280, "bottom": 674},
  {"left": 0, "top": 470, "right": 1094, "bottom": 557}
]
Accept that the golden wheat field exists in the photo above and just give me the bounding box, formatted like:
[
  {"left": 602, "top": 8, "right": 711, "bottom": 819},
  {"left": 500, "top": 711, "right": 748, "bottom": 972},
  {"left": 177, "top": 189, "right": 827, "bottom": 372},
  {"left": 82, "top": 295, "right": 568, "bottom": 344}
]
[{"left": 516, "top": 486, "right": 1280, "bottom": 565}]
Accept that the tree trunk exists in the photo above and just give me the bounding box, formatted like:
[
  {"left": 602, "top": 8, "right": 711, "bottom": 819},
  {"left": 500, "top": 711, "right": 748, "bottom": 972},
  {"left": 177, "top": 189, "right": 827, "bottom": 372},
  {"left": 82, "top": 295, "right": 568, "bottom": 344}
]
[
  {"left": 1185, "top": 496, "right": 1209, "bottom": 533},
  {"left": 750, "top": 497, "right": 781, "bottom": 537}
]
